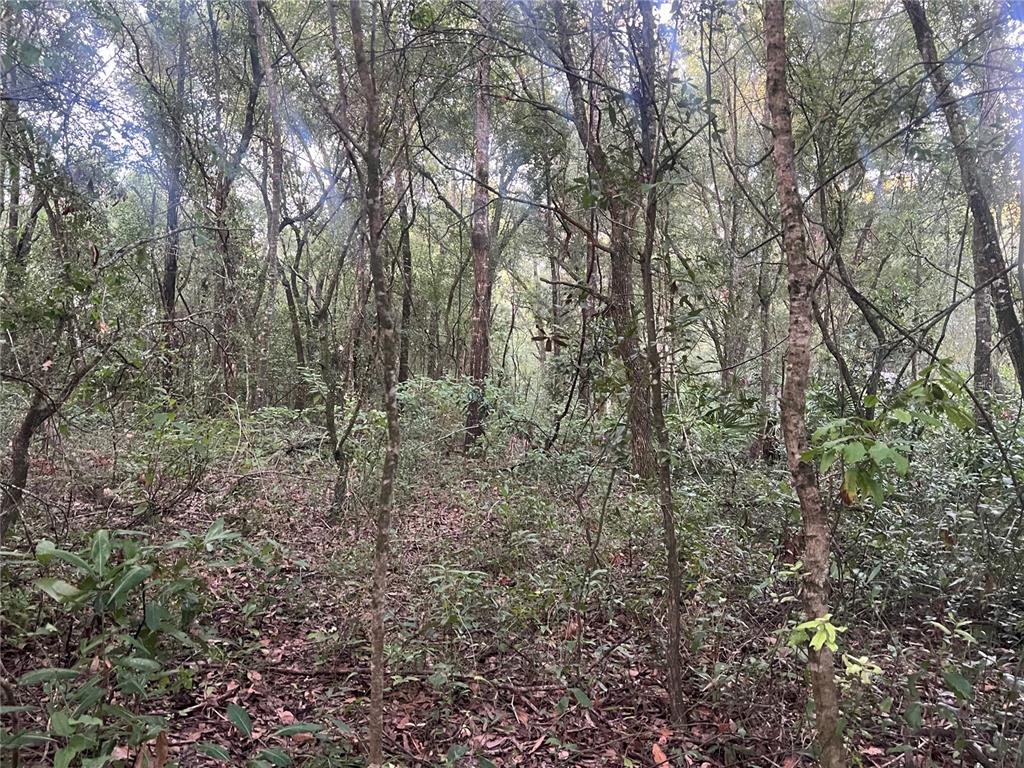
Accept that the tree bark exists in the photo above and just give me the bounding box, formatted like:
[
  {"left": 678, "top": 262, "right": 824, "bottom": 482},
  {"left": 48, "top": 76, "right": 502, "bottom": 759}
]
[
  {"left": 551, "top": 1, "right": 655, "bottom": 478},
  {"left": 161, "top": 0, "right": 187, "bottom": 330},
  {"left": 903, "top": 0, "right": 1024, "bottom": 395},
  {"left": 634, "top": 0, "right": 684, "bottom": 721},
  {"left": 397, "top": 158, "right": 414, "bottom": 383},
  {"left": 346, "top": 2, "right": 401, "bottom": 764},
  {"left": 465, "top": 28, "right": 492, "bottom": 447},
  {"left": 0, "top": 391, "right": 51, "bottom": 541},
  {"left": 764, "top": 2, "right": 847, "bottom": 766},
  {"left": 972, "top": 217, "right": 994, "bottom": 394}
]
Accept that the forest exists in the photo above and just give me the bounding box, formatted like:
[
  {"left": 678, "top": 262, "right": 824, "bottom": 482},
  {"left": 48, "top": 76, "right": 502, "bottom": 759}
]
[{"left": 1, "top": 0, "right": 1023, "bottom": 765}]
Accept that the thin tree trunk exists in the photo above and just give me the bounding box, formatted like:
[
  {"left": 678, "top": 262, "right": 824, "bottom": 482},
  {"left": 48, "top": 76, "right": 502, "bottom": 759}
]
[
  {"left": 764, "top": 2, "right": 846, "bottom": 766},
  {"left": 634, "top": 0, "right": 684, "bottom": 721},
  {"left": 903, "top": 0, "right": 1024, "bottom": 395},
  {"left": 972, "top": 217, "right": 994, "bottom": 394},
  {"left": 345, "top": 2, "right": 401, "bottom": 764},
  {"left": 252, "top": 0, "right": 290, "bottom": 408},
  {"left": 161, "top": 0, "right": 187, "bottom": 342},
  {"left": 397, "top": 159, "right": 414, "bottom": 383},
  {"left": 465, "top": 27, "right": 492, "bottom": 447},
  {"left": 551, "top": 1, "right": 655, "bottom": 478}
]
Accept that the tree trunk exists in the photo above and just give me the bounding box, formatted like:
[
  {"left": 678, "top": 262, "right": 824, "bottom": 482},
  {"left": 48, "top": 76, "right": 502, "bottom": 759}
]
[
  {"left": 550, "top": 1, "right": 655, "bottom": 478},
  {"left": 634, "top": 0, "right": 684, "bottom": 721},
  {"left": 764, "top": 2, "right": 847, "bottom": 766},
  {"left": 161, "top": 0, "right": 187, "bottom": 333},
  {"left": 903, "top": 0, "right": 1024, "bottom": 395},
  {"left": 972, "top": 217, "right": 994, "bottom": 394},
  {"left": 346, "top": 2, "right": 401, "bottom": 764},
  {"left": 397, "top": 159, "right": 414, "bottom": 383},
  {"left": 465, "top": 31, "right": 492, "bottom": 447},
  {"left": 0, "top": 392, "right": 51, "bottom": 541}
]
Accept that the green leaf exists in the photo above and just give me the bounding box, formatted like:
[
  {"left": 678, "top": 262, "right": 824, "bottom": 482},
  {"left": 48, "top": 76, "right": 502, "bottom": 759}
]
[
  {"left": 818, "top": 449, "right": 838, "bottom": 475},
  {"left": 891, "top": 452, "right": 909, "bottom": 475},
  {"left": 942, "top": 668, "right": 972, "bottom": 701},
  {"left": 891, "top": 408, "right": 912, "bottom": 424},
  {"left": 18, "top": 667, "right": 79, "bottom": 686},
  {"left": 570, "top": 687, "right": 592, "bottom": 709},
  {"left": 35, "top": 540, "right": 91, "bottom": 573},
  {"left": 445, "top": 744, "right": 469, "bottom": 764},
  {"left": 107, "top": 565, "right": 153, "bottom": 607},
  {"left": 256, "top": 748, "right": 293, "bottom": 767},
  {"left": 272, "top": 723, "right": 323, "bottom": 738},
  {"left": 479, "top": 759, "right": 498, "bottom": 768},
  {"left": 227, "top": 702, "right": 253, "bottom": 739},
  {"left": 868, "top": 442, "right": 891, "bottom": 464},
  {"left": 54, "top": 745, "right": 80, "bottom": 768},
  {"left": 197, "top": 742, "right": 232, "bottom": 761},
  {"left": 35, "top": 578, "right": 82, "bottom": 603},
  {"left": 50, "top": 710, "right": 73, "bottom": 738},
  {"left": 904, "top": 701, "right": 923, "bottom": 729},
  {"left": 843, "top": 441, "right": 867, "bottom": 463},
  {"left": 91, "top": 530, "right": 112, "bottom": 575},
  {"left": 115, "top": 656, "right": 162, "bottom": 673}
]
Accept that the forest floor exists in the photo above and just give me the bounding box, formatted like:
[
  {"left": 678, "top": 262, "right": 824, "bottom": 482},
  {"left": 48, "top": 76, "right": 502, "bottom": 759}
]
[{"left": 3, "top": 416, "right": 1021, "bottom": 767}]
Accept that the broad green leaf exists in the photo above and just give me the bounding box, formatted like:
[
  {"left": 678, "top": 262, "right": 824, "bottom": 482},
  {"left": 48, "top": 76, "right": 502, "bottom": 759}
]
[
  {"left": 35, "top": 578, "right": 82, "bottom": 603},
  {"left": 35, "top": 540, "right": 91, "bottom": 573},
  {"left": 891, "top": 408, "right": 912, "bottom": 424},
  {"left": 445, "top": 744, "right": 469, "bottom": 764},
  {"left": 197, "top": 742, "right": 232, "bottom": 761},
  {"left": 904, "top": 701, "right": 923, "bottom": 728},
  {"left": 891, "top": 452, "right": 909, "bottom": 475},
  {"left": 868, "top": 442, "right": 891, "bottom": 464},
  {"left": 18, "top": 667, "right": 79, "bottom": 686},
  {"left": 942, "top": 668, "right": 972, "bottom": 701},
  {"left": 107, "top": 565, "right": 153, "bottom": 607},
  {"left": 115, "top": 656, "right": 162, "bottom": 673},
  {"left": 54, "top": 745, "right": 80, "bottom": 768},
  {"left": 227, "top": 702, "right": 253, "bottom": 738},
  {"left": 843, "top": 441, "right": 866, "bottom": 463},
  {"left": 256, "top": 748, "right": 293, "bottom": 767},
  {"left": 91, "top": 530, "right": 112, "bottom": 574},
  {"left": 570, "top": 688, "right": 592, "bottom": 709}
]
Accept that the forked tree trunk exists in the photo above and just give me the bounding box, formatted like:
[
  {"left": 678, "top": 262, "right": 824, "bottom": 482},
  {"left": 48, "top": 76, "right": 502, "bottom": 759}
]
[
  {"left": 465, "top": 31, "right": 492, "bottom": 447},
  {"left": 764, "top": 2, "right": 847, "bottom": 766}
]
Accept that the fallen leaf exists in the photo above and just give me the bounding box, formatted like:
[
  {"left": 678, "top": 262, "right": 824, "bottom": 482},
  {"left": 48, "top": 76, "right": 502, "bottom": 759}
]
[
  {"left": 277, "top": 709, "right": 296, "bottom": 725},
  {"left": 154, "top": 732, "right": 169, "bottom": 768},
  {"left": 653, "top": 743, "right": 671, "bottom": 767}
]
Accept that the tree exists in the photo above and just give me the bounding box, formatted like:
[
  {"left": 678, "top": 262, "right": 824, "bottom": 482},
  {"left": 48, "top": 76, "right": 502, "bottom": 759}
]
[
  {"left": 903, "top": 0, "right": 1024, "bottom": 395},
  {"left": 764, "top": 1, "right": 847, "bottom": 765},
  {"left": 465, "top": 9, "right": 494, "bottom": 446}
]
